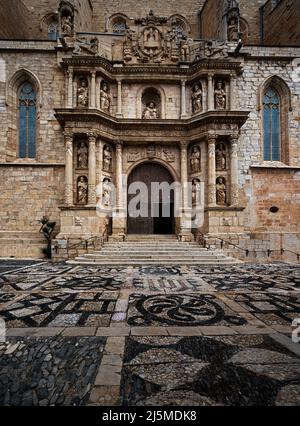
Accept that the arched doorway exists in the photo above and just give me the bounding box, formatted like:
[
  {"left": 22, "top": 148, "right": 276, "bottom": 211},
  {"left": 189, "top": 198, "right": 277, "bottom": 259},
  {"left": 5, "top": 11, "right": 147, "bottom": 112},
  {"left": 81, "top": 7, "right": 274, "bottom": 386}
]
[{"left": 127, "top": 162, "right": 175, "bottom": 235}]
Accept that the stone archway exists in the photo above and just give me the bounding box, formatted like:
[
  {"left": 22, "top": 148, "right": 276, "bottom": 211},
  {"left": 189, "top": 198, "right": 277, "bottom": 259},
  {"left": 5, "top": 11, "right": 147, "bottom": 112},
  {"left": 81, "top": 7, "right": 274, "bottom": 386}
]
[{"left": 127, "top": 162, "right": 175, "bottom": 235}]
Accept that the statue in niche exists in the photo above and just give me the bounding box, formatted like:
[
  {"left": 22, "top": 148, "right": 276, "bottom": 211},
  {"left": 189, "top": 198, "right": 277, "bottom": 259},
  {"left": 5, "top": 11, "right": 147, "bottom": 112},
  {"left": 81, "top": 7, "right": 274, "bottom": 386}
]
[
  {"left": 192, "top": 83, "right": 202, "bottom": 114},
  {"left": 77, "top": 79, "right": 89, "bottom": 107},
  {"left": 103, "top": 145, "right": 112, "bottom": 172},
  {"left": 192, "top": 178, "right": 200, "bottom": 206},
  {"left": 216, "top": 143, "right": 227, "bottom": 170},
  {"left": 77, "top": 141, "right": 88, "bottom": 169},
  {"left": 216, "top": 176, "right": 227, "bottom": 206},
  {"left": 77, "top": 176, "right": 88, "bottom": 205},
  {"left": 61, "top": 14, "right": 73, "bottom": 36},
  {"left": 180, "top": 38, "right": 191, "bottom": 62},
  {"left": 190, "top": 146, "right": 201, "bottom": 173},
  {"left": 102, "top": 178, "right": 111, "bottom": 207},
  {"left": 100, "top": 82, "right": 111, "bottom": 112},
  {"left": 227, "top": 17, "right": 239, "bottom": 42},
  {"left": 143, "top": 102, "right": 158, "bottom": 119},
  {"left": 214, "top": 81, "right": 226, "bottom": 110}
]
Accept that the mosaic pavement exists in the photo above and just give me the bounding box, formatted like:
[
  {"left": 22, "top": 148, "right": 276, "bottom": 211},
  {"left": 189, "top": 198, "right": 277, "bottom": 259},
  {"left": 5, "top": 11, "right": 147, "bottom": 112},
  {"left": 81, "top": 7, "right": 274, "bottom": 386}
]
[{"left": 0, "top": 260, "right": 299, "bottom": 406}]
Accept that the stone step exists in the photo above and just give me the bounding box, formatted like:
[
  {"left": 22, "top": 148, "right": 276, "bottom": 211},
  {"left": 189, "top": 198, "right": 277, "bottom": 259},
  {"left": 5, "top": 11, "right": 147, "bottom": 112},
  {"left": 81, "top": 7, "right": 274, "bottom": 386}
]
[
  {"left": 68, "top": 259, "right": 238, "bottom": 265},
  {"left": 68, "top": 236, "right": 240, "bottom": 266}
]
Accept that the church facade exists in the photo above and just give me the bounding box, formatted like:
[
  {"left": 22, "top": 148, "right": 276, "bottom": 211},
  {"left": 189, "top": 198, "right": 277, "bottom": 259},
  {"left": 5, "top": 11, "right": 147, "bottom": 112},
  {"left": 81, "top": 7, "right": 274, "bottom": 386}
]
[{"left": 0, "top": 0, "right": 299, "bottom": 261}]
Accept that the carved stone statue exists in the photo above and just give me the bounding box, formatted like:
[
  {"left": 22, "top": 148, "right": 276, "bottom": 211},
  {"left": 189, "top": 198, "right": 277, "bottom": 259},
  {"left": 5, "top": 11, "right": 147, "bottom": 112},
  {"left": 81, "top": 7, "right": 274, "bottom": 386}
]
[
  {"left": 102, "top": 178, "right": 111, "bottom": 207},
  {"left": 192, "top": 178, "right": 200, "bottom": 206},
  {"left": 103, "top": 145, "right": 112, "bottom": 172},
  {"left": 77, "top": 79, "right": 88, "bottom": 107},
  {"left": 216, "top": 143, "right": 227, "bottom": 170},
  {"left": 190, "top": 146, "right": 201, "bottom": 173},
  {"left": 73, "top": 37, "right": 99, "bottom": 55},
  {"left": 61, "top": 15, "right": 73, "bottom": 37},
  {"left": 216, "top": 176, "right": 227, "bottom": 206},
  {"left": 143, "top": 102, "right": 158, "bottom": 119},
  {"left": 227, "top": 17, "right": 239, "bottom": 42},
  {"left": 77, "top": 141, "right": 88, "bottom": 169},
  {"left": 180, "top": 38, "right": 191, "bottom": 62},
  {"left": 214, "top": 81, "right": 226, "bottom": 110},
  {"left": 77, "top": 176, "right": 88, "bottom": 205},
  {"left": 204, "top": 41, "right": 228, "bottom": 58},
  {"left": 100, "top": 82, "right": 111, "bottom": 112},
  {"left": 192, "top": 83, "right": 202, "bottom": 114}
]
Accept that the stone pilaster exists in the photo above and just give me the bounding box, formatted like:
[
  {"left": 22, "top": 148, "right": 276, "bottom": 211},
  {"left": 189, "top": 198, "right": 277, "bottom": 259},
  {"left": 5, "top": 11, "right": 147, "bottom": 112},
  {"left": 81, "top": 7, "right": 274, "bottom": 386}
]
[
  {"left": 90, "top": 71, "right": 96, "bottom": 109},
  {"left": 64, "top": 131, "right": 73, "bottom": 206},
  {"left": 230, "top": 73, "right": 236, "bottom": 110},
  {"left": 87, "top": 132, "right": 97, "bottom": 205},
  {"left": 180, "top": 80, "right": 187, "bottom": 119},
  {"left": 208, "top": 135, "right": 217, "bottom": 207},
  {"left": 179, "top": 140, "right": 192, "bottom": 240},
  {"left": 116, "top": 80, "right": 123, "bottom": 118},
  {"left": 112, "top": 141, "right": 126, "bottom": 238},
  {"left": 96, "top": 76, "right": 102, "bottom": 109},
  {"left": 66, "top": 68, "right": 73, "bottom": 109},
  {"left": 207, "top": 74, "right": 214, "bottom": 111},
  {"left": 230, "top": 136, "right": 239, "bottom": 206}
]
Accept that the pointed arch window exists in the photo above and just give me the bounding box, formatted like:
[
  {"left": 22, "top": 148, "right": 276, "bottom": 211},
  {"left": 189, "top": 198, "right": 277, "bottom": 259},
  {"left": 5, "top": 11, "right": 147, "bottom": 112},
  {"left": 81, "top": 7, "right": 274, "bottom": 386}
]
[
  {"left": 19, "top": 82, "right": 37, "bottom": 158},
  {"left": 263, "top": 87, "right": 281, "bottom": 161},
  {"left": 48, "top": 21, "right": 59, "bottom": 40}
]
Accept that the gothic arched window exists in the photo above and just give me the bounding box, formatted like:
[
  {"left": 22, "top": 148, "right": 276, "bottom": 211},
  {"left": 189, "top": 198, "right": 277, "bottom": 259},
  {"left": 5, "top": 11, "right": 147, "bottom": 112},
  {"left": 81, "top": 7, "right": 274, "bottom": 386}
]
[
  {"left": 263, "top": 87, "right": 281, "bottom": 161},
  {"left": 19, "top": 82, "right": 37, "bottom": 158},
  {"left": 112, "top": 19, "right": 126, "bottom": 33},
  {"left": 48, "top": 21, "right": 59, "bottom": 40}
]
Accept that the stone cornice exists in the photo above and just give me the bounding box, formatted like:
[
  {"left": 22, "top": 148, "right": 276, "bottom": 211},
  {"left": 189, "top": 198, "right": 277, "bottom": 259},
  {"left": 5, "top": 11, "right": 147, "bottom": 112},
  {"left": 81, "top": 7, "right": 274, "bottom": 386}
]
[
  {"left": 54, "top": 108, "right": 250, "bottom": 139},
  {"left": 61, "top": 56, "right": 244, "bottom": 79}
]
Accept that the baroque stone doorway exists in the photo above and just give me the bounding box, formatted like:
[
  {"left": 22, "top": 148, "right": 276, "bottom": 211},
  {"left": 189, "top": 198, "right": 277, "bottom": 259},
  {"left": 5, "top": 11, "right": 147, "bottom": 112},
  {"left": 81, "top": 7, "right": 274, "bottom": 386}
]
[{"left": 127, "top": 162, "right": 175, "bottom": 235}]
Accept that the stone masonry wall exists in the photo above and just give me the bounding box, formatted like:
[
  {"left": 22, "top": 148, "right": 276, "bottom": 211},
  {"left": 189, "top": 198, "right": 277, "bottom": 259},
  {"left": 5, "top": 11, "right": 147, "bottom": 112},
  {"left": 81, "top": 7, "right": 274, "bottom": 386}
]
[{"left": 262, "top": 0, "right": 300, "bottom": 46}]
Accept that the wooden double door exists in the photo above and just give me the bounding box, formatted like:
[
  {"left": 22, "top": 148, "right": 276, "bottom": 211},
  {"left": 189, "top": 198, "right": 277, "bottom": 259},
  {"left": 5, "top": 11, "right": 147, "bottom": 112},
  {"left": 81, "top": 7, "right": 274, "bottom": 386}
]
[{"left": 127, "top": 163, "right": 175, "bottom": 235}]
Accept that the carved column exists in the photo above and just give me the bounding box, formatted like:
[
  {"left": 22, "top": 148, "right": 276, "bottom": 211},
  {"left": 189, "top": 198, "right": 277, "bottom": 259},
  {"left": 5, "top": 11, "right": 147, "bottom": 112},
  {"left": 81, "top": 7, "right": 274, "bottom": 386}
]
[
  {"left": 115, "top": 141, "right": 123, "bottom": 209},
  {"left": 116, "top": 80, "right": 123, "bottom": 118},
  {"left": 180, "top": 80, "right": 187, "bottom": 119},
  {"left": 64, "top": 131, "right": 73, "bottom": 206},
  {"left": 112, "top": 141, "right": 126, "bottom": 238},
  {"left": 207, "top": 74, "right": 214, "bottom": 111},
  {"left": 96, "top": 76, "right": 102, "bottom": 109},
  {"left": 180, "top": 140, "right": 189, "bottom": 207},
  {"left": 66, "top": 68, "right": 73, "bottom": 109},
  {"left": 90, "top": 71, "right": 96, "bottom": 109},
  {"left": 87, "top": 133, "right": 97, "bottom": 205},
  {"left": 230, "top": 73, "right": 236, "bottom": 110},
  {"left": 207, "top": 135, "right": 217, "bottom": 207},
  {"left": 230, "top": 136, "right": 239, "bottom": 206},
  {"left": 179, "top": 140, "right": 192, "bottom": 240}
]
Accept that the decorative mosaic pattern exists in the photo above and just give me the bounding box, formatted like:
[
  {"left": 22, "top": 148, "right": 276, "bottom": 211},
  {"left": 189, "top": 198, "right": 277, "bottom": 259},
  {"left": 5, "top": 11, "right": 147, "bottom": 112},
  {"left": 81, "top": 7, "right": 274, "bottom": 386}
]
[
  {"left": 228, "top": 293, "right": 300, "bottom": 325},
  {"left": 0, "top": 274, "right": 54, "bottom": 292},
  {"left": 133, "top": 275, "right": 213, "bottom": 293},
  {"left": 0, "top": 292, "right": 116, "bottom": 327},
  {"left": 127, "top": 294, "right": 247, "bottom": 326},
  {"left": 0, "top": 336, "right": 106, "bottom": 406},
  {"left": 121, "top": 335, "right": 300, "bottom": 406},
  {"left": 39, "top": 274, "right": 124, "bottom": 292}
]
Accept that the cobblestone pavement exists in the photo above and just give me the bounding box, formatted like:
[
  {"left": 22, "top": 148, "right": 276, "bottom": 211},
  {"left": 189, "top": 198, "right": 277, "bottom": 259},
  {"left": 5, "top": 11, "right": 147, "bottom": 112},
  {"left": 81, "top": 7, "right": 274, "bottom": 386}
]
[{"left": 0, "top": 261, "right": 299, "bottom": 406}]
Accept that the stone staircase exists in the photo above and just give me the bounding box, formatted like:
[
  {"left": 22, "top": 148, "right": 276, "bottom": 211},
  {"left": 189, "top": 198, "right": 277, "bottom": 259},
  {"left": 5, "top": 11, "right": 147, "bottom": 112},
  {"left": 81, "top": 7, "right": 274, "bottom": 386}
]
[{"left": 68, "top": 235, "right": 240, "bottom": 266}]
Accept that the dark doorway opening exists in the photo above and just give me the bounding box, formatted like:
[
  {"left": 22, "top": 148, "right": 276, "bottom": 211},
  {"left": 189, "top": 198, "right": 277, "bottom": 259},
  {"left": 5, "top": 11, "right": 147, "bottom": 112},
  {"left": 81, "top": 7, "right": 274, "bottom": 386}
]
[{"left": 127, "top": 162, "right": 175, "bottom": 235}]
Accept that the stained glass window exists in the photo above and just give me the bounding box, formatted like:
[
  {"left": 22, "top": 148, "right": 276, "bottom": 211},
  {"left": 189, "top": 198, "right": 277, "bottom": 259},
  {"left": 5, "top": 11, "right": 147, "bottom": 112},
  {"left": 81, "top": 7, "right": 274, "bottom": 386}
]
[
  {"left": 263, "top": 87, "right": 280, "bottom": 161},
  {"left": 19, "top": 83, "right": 37, "bottom": 158},
  {"left": 48, "top": 22, "right": 59, "bottom": 40}
]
